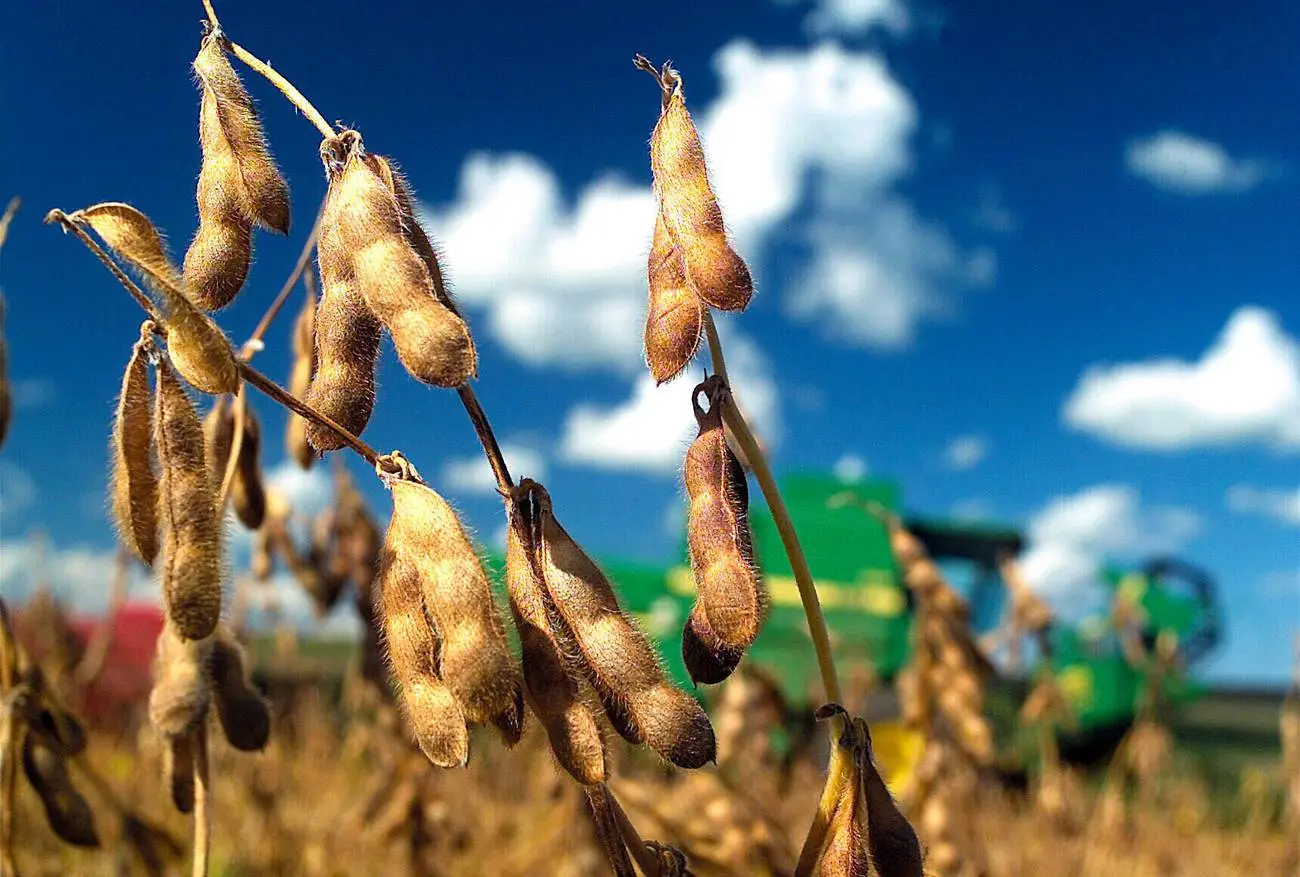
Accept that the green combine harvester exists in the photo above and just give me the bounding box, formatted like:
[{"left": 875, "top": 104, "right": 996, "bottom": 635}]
[{"left": 599, "top": 473, "right": 1222, "bottom": 772}]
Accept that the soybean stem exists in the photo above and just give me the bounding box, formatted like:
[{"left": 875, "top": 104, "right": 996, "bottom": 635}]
[
  {"left": 217, "top": 386, "right": 247, "bottom": 509},
  {"left": 241, "top": 199, "right": 324, "bottom": 359},
  {"left": 605, "top": 788, "right": 662, "bottom": 877},
  {"left": 701, "top": 313, "right": 841, "bottom": 706},
  {"left": 191, "top": 725, "right": 211, "bottom": 877},
  {"left": 457, "top": 386, "right": 513, "bottom": 495},
  {"left": 237, "top": 361, "right": 379, "bottom": 466},
  {"left": 45, "top": 210, "right": 165, "bottom": 326},
  {"left": 222, "top": 38, "right": 335, "bottom": 140}
]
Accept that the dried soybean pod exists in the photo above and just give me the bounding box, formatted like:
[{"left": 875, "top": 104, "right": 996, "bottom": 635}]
[
  {"left": 184, "top": 33, "right": 290, "bottom": 310},
  {"left": 148, "top": 623, "right": 213, "bottom": 737},
  {"left": 191, "top": 33, "right": 290, "bottom": 234},
  {"left": 111, "top": 333, "right": 160, "bottom": 565},
  {"left": 159, "top": 280, "right": 240, "bottom": 394},
  {"left": 534, "top": 483, "right": 715, "bottom": 768},
  {"left": 203, "top": 395, "right": 234, "bottom": 486},
  {"left": 681, "top": 604, "right": 742, "bottom": 686},
  {"left": 230, "top": 404, "right": 267, "bottom": 530},
  {"left": 155, "top": 361, "right": 223, "bottom": 641},
  {"left": 327, "top": 143, "right": 476, "bottom": 388},
  {"left": 381, "top": 158, "right": 460, "bottom": 316},
  {"left": 374, "top": 482, "right": 469, "bottom": 767},
  {"left": 164, "top": 734, "right": 196, "bottom": 813},
  {"left": 858, "top": 718, "right": 923, "bottom": 877},
  {"left": 505, "top": 484, "right": 607, "bottom": 784},
  {"left": 385, "top": 477, "right": 521, "bottom": 729},
  {"left": 644, "top": 211, "right": 703, "bottom": 385},
  {"left": 70, "top": 202, "right": 184, "bottom": 292},
  {"left": 21, "top": 730, "right": 100, "bottom": 847},
  {"left": 641, "top": 58, "right": 753, "bottom": 312},
  {"left": 307, "top": 146, "right": 381, "bottom": 449},
  {"left": 286, "top": 274, "right": 317, "bottom": 468},
  {"left": 211, "top": 627, "right": 271, "bottom": 752}
]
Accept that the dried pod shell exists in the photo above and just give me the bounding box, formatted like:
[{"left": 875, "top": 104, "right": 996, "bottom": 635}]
[
  {"left": 230, "top": 404, "right": 267, "bottom": 530},
  {"left": 160, "top": 283, "right": 240, "bottom": 394},
  {"left": 374, "top": 498, "right": 470, "bottom": 767},
  {"left": 506, "top": 490, "right": 607, "bottom": 784},
  {"left": 532, "top": 481, "right": 715, "bottom": 768},
  {"left": 644, "top": 211, "right": 703, "bottom": 385},
  {"left": 211, "top": 628, "right": 271, "bottom": 752},
  {"left": 164, "top": 734, "right": 196, "bottom": 814},
  {"left": 71, "top": 202, "right": 183, "bottom": 292},
  {"left": 322, "top": 141, "right": 475, "bottom": 388},
  {"left": 286, "top": 278, "right": 317, "bottom": 468},
  {"left": 382, "top": 159, "right": 460, "bottom": 317},
  {"left": 21, "top": 730, "right": 100, "bottom": 847},
  {"left": 681, "top": 603, "right": 743, "bottom": 686},
  {"left": 148, "top": 623, "right": 213, "bottom": 737},
  {"left": 684, "top": 378, "right": 764, "bottom": 657},
  {"left": 385, "top": 479, "right": 521, "bottom": 729},
  {"left": 156, "top": 361, "right": 223, "bottom": 641},
  {"left": 110, "top": 338, "right": 160, "bottom": 565},
  {"left": 647, "top": 65, "right": 753, "bottom": 312},
  {"left": 305, "top": 241, "right": 381, "bottom": 450}
]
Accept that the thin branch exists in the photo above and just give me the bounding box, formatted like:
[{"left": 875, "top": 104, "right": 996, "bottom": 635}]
[
  {"left": 237, "top": 361, "right": 379, "bottom": 466},
  {"left": 201, "top": 0, "right": 220, "bottom": 29},
  {"left": 456, "top": 386, "right": 513, "bottom": 496},
  {"left": 240, "top": 199, "right": 324, "bottom": 360},
  {"left": 0, "top": 197, "right": 19, "bottom": 253},
  {"left": 223, "top": 39, "right": 334, "bottom": 139},
  {"left": 701, "top": 312, "right": 841, "bottom": 706},
  {"left": 191, "top": 726, "right": 211, "bottom": 877},
  {"left": 605, "top": 787, "right": 662, "bottom": 877},
  {"left": 216, "top": 386, "right": 247, "bottom": 509},
  {"left": 45, "top": 210, "right": 165, "bottom": 326}
]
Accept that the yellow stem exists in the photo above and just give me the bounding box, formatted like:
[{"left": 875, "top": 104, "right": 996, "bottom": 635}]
[
  {"left": 45, "top": 210, "right": 165, "bottom": 325},
  {"left": 240, "top": 199, "right": 324, "bottom": 360},
  {"left": 216, "top": 385, "right": 247, "bottom": 509},
  {"left": 191, "top": 725, "right": 211, "bottom": 877},
  {"left": 224, "top": 40, "right": 334, "bottom": 139}
]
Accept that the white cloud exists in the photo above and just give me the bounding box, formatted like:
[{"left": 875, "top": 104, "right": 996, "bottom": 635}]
[
  {"left": 1064, "top": 307, "right": 1300, "bottom": 451},
  {"left": 1018, "top": 485, "right": 1200, "bottom": 606},
  {"left": 560, "top": 328, "right": 777, "bottom": 474},
  {"left": 833, "top": 453, "right": 868, "bottom": 482},
  {"left": 0, "top": 461, "right": 36, "bottom": 525},
  {"left": 1226, "top": 484, "right": 1300, "bottom": 527},
  {"left": 943, "top": 434, "right": 989, "bottom": 470},
  {"left": 775, "top": 0, "right": 911, "bottom": 36},
  {"left": 264, "top": 460, "right": 333, "bottom": 519},
  {"left": 0, "top": 538, "right": 155, "bottom": 612},
  {"left": 441, "top": 442, "right": 547, "bottom": 495},
  {"left": 1125, "top": 131, "right": 1270, "bottom": 194}
]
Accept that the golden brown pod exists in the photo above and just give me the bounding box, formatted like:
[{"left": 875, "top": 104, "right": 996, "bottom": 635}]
[
  {"left": 532, "top": 482, "right": 715, "bottom": 768},
  {"left": 373, "top": 480, "right": 470, "bottom": 766},
  {"left": 286, "top": 274, "right": 317, "bottom": 468},
  {"left": 385, "top": 477, "right": 521, "bottom": 731},
  {"left": 305, "top": 180, "right": 381, "bottom": 450},
  {"left": 184, "top": 33, "right": 290, "bottom": 310},
  {"left": 147, "top": 622, "right": 213, "bottom": 738},
  {"left": 506, "top": 485, "right": 607, "bottom": 784},
  {"left": 230, "top": 403, "right": 267, "bottom": 530},
  {"left": 110, "top": 334, "right": 160, "bottom": 565},
  {"left": 211, "top": 627, "right": 271, "bottom": 752},
  {"left": 644, "top": 211, "right": 703, "bottom": 385},
  {"left": 382, "top": 158, "right": 460, "bottom": 317},
  {"left": 155, "top": 360, "right": 223, "bottom": 641},
  {"left": 160, "top": 281, "right": 240, "bottom": 394},
  {"left": 164, "top": 733, "right": 196, "bottom": 814},
  {"left": 319, "top": 136, "right": 475, "bottom": 388},
  {"left": 683, "top": 378, "right": 764, "bottom": 661},
  {"left": 681, "top": 603, "right": 743, "bottom": 686},
  {"left": 21, "top": 730, "right": 100, "bottom": 847},
  {"left": 70, "top": 202, "right": 184, "bottom": 292},
  {"left": 642, "top": 59, "right": 753, "bottom": 312}
]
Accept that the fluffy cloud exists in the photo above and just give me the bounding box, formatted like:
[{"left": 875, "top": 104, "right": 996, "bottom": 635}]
[
  {"left": 560, "top": 328, "right": 777, "bottom": 473},
  {"left": 264, "top": 460, "right": 334, "bottom": 519},
  {"left": 1226, "top": 484, "right": 1300, "bottom": 527},
  {"left": 1125, "top": 131, "right": 1270, "bottom": 194},
  {"left": 833, "top": 453, "right": 868, "bottom": 482},
  {"left": 441, "top": 442, "right": 548, "bottom": 495},
  {"left": 0, "top": 461, "right": 36, "bottom": 523},
  {"left": 943, "top": 434, "right": 989, "bottom": 470},
  {"left": 1064, "top": 307, "right": 1300, "bottom": 451},
  {"left": 774, "top": 0, "right": 911, "bottom": 36},
  {"left": 1018, "top": 485, "right": 1200, "bottom": 606},
  {"left": 0, "top": 539, "right": 155, "bottom": 612}
]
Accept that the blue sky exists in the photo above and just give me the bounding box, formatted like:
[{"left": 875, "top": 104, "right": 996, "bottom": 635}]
[{"left": 0, "top": 0, "right": 1296, "bottom": 683}]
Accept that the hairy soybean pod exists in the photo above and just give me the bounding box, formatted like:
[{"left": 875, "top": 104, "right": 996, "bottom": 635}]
[
  {"left": 21, "top": 730, "right": 100, "bottom": 847},
  {"left": 684, "top": 378, "right": 764, "bottom": 658},
  {"left": 646, "top": 64, "right": 753, "bottom": 313},
  {"left": 382, "top": 159, "right": 460, "bottom": 317},
  {"left": 164, "top": 733, "right": 196, "bottom": 814},
  {"left": 326, "top": 143, "right": 475, "bottom": 388},
  {"left": 185, "top": 34, "right": 290, "bottom": 310},
  {"left": 385, "top": 479, "right": 521, "bottom": 730},
  {"left": 148, "top": 622, "right": 213, "bottom": 738},
  {"left": 155, "top": 361, "right": 223, "bottom": 641},
  {"left": 231, "top": 404, "right": 267, "bottom": 530},
  {"left": 533, "top": 483, "right": 715, "bottom": 769},
  {"left": 111, "top": 339, "right": 160, "bottom": 565},
  {"left": 506, "top": 484, "right": 607, "bottom": 784},
  {"left": 644, "top": 211, "right": 703, "bottom": 385},
  {"left": 681, "top": 604, "right": 743, "bottom": 686},
  {"left": 211, "top": 627, "right": 271, "bottom": 752},
  {"left": 374, "top": 491, "right": 470, "bottom": 767}
]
